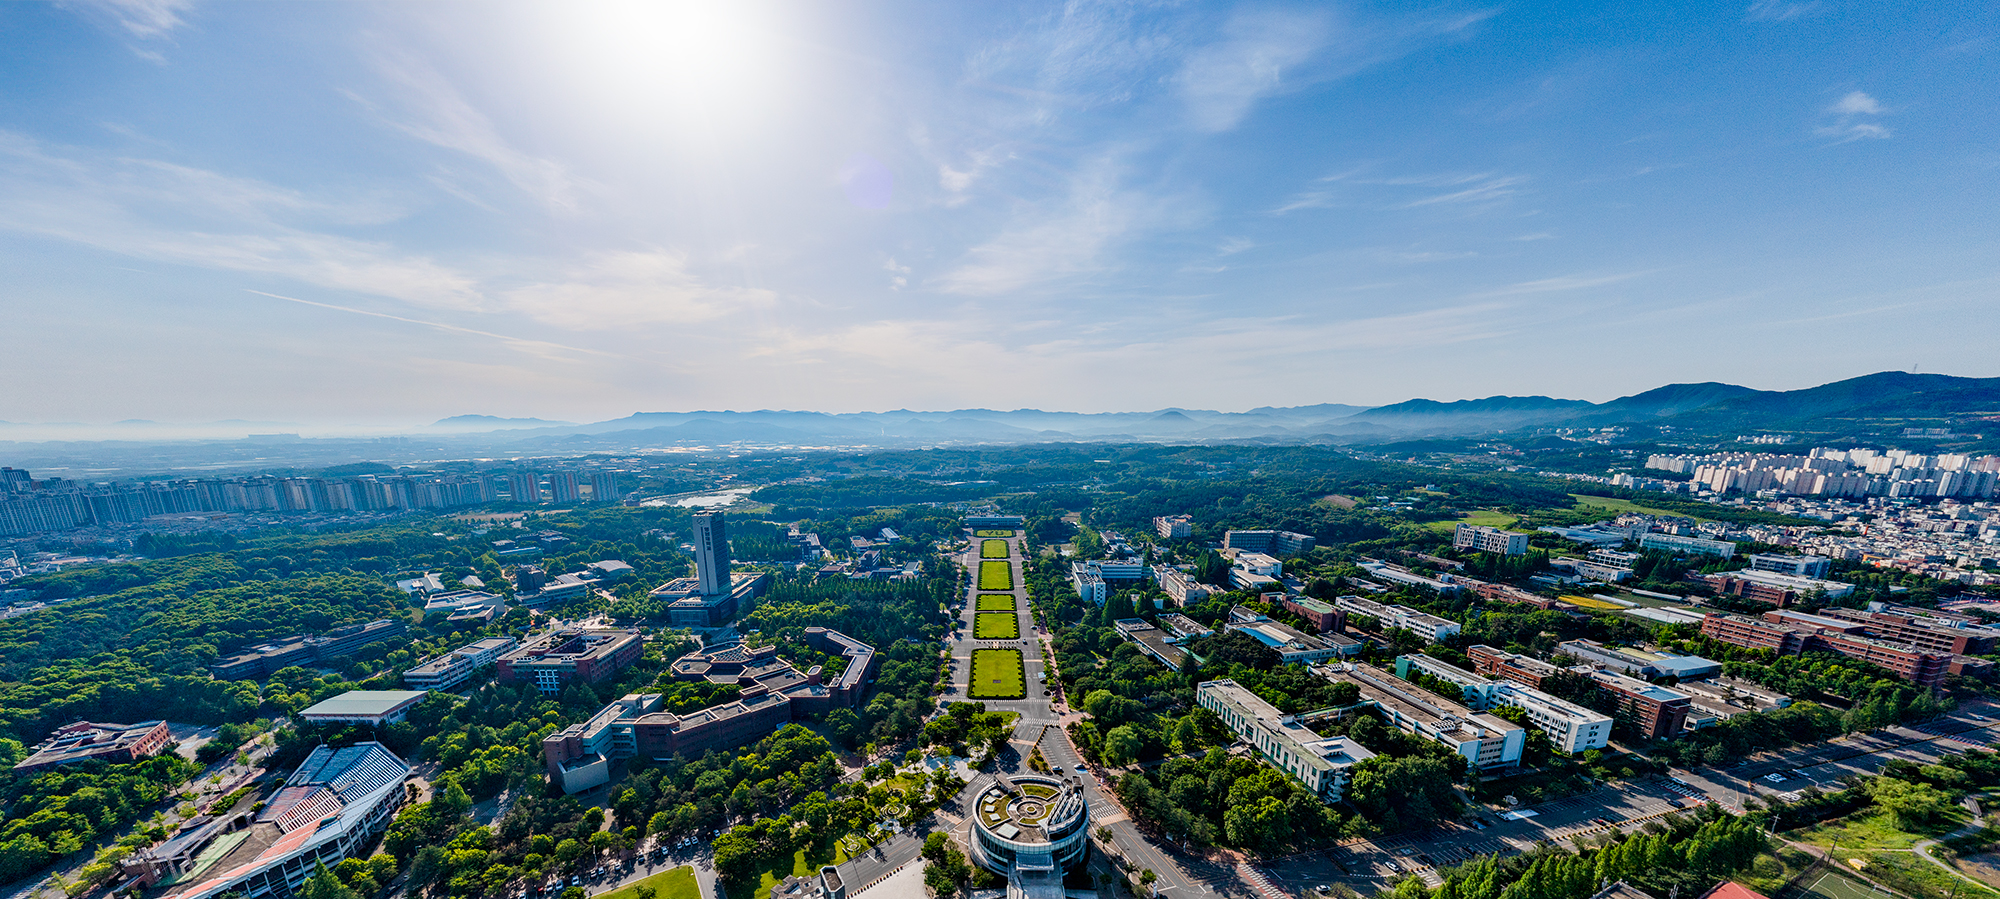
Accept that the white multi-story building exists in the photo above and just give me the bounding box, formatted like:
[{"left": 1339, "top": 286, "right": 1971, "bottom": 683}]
[
  {"left": 1153, "top": 566, "right": 1213, "bottom": 607},
  {"left": 1396, "top": 654, "right": 1612, "bottom": 753},
  {"left": 1069, "top": 563, "right": 1105, "bottom": 605},
  {"left": 1154, "top": 515, "right": 1193, "bottom": 539},
  {"left": 1453, "top": 524, "right": 1531, "bottom": 556},
  {"left": 1639, "top": 532, "right": 1737, "bottom": 558},
  {"left": 403, "top": 637, "right": 519, "bottom": 691},
  {"left": 1320, "top": 662, "right": 1525, "bottom": 769},
  {"left": 1331, "top": 595, "right": 1461, "bottom": 643},
  {"left": 1747, "top": 553, "right": 1832, "bottom": 578},
  {"left": 1197, "top": 679, "right": 1374, "bottom": 801}
]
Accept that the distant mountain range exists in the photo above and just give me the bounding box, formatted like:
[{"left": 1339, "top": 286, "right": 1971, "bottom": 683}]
[{"left": 424, "top": 371, "right": 2000, "bottom": 448}]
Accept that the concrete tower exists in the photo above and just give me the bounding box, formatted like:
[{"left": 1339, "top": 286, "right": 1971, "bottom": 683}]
[{"left": 693, "top": 511, "right": 731, "bottom": 595}]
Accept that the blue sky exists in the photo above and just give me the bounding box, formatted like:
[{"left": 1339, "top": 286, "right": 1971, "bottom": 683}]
[{"left": 1, "top": 0, "right": 1996, "bottom": 428}]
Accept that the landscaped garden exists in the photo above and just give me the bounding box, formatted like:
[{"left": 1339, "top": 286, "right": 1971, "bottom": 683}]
[
  {"left": 974, "top": 612, "right": 1020, "bottom": 640},
  {"left": 974, "top": 529, "right": 1015, "bottom": 538},
  {"left": 980, "top": 539, "right": 1009, "bottom": 559},
  {"left": 968, "top": 649, "right": 1026, "bottom": 699},
  {"left": 978, "top": 560, "right": 1013, "bottom": 591},
  {"left": 976, "top": 594, "right": 1017, "bottom": 612}
]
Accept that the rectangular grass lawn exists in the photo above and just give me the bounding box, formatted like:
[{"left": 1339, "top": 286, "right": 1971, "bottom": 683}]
[
  {"left": 974, "top": 529, "right": 1015, "bottom": 538},
  {"left": 977, "top": 560, "right": 1013, "bottom": 591},
  {"left": 968, "top": 648, "right": 1026, "bottom": 699},
  {"left": 980, "top": 539, "right": 1010, "bottom": 559},
  {"left": 975, "top": 594, "right": 1016, "bottom": 612},
  {"left": 601, "top": 868, "right": 700, "bottom": 899},
  {"left": 974, "top": 612, "right": 1020, "bottom": 640}
]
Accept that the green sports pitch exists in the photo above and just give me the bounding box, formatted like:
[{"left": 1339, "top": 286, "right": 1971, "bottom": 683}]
[
  {"left": 977, "top": 560, "right": 1013, "bottom": 591},
  {"left": 968, "top": 649, "right": 1026, "bottom": 699},
  {"left": 976, "top": 594, "right": 1016, "bottom": 612},
  {"left": 980, "top": 539, "right": 1010, "bottom": 559},
  {"left": 1797, "top": 872, "right": 1891, "bottom": 899},
  {"left": 974, "top": 529, "right": 1015, "bottom": 538},
  {"left": 974, "top": 612, "right": 1020, "bottom": 640}
]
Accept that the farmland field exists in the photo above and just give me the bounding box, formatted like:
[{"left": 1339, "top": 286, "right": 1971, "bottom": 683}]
[
  {"left": 968, "top": 649, "right": 1026, "bottom": 699},
  {"left": 974, "top": 612, "right": 1019, "bottom": 640},
  {"left": 980, "top": 539, "right": 1009, "bottom": 559},
  {"left": 976, "top": 594, "right": 1017, "bottom": 612},
  {"left": 978, "top": 560, "right": 1013, "bottom": 591}
]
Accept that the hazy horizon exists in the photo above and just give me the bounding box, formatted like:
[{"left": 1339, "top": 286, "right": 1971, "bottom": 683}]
[{"left": 3, "top": 1, "right": 1997, "bottom": 426}]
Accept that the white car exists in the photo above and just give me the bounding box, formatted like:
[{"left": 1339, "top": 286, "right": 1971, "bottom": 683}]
[{"left": 1762, "top": 773, "right": 1786, "bottom": 784}]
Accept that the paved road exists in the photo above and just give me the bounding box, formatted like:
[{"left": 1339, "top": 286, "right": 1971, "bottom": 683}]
[{"left": 836, "top": 534, "right": 1217, "bottom": 898}]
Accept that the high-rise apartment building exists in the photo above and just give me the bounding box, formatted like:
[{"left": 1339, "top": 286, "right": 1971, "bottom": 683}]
[
  {"left": 591, "top": 471, "right": 620, "bottom": 503},
  {"left": 547, "top": 471, "right": 581, "bottom": 504},
  {"left": 508, "top": 472, "right": 542, "bottom": 504},
  {"left": 693, "top": 511, "right": 731, "bottom": 595}
]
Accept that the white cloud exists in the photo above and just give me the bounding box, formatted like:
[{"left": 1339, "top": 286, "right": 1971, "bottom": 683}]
[
  {"left": 1177, "top": 8, "right": 1331, "bottom": 132},
  {"left": 0, "top": 131, "right": 486, "bottom": 311},
  {"left": 1832, "top": 91, "right": 1885, "bottom": 115},
  {"left": 62, "top": 0, "right": 192, "bottom": 39},
  {"left": 1403, "top": 174, "right": 1528, "bottom": 207},
  {"left": 360, "top": 51, "right": 590, "bottom": 214},
  {"left": 503, "top": 251, "right": 774, "bottom": 330},
  {"left": 1746, "top": 0, "right": 1823, "bottom": 21},
  {"left": 884, "top": 258, "right": 911, "bottom": 290},
  {"left": 933, "top": 159, "right": 1151, "bottom": 295},
  {"left": 1818, "top": 91, "right": 1890, "bottom": 143}
]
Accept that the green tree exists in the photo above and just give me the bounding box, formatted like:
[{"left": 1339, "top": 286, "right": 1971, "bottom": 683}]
[
  {"left": 300, "top": 864, "right": 362, "bottom": 899},
  {"left": 1101, "top": 726, "right": 1143, "bottom": 767}
]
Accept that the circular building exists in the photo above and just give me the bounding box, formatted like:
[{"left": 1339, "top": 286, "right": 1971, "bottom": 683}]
[{"left": 969, "top": 773, "right": 1089, "bottom": 879}]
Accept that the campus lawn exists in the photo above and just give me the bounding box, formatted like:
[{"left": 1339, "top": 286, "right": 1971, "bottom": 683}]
[
  {"left": 980, "top": 539, "right": 1010, "bottom": 559},
  {"left": 978, "top": 560, "right": 1013, "bottom": 591},
  {"left": 974, "top": 529, "right": 1015, "bottom": 538},
  {"left": 976, "top": 594, "right": 1017, "bottom": 612},
  {"left": 968, "top": 649, "right": 1026, "bottom": 699},
  {"left": 1423, "top": 509, "right": 1520, "bottom": 533},
  {"left": 1568, "top": 493, "right": 1720, "bottom": 522},
  {"left": 975, "top": 612, "right": 1020, "bottom": 640},
  {"left": 605, "top": 868, "right": 701, "bottom": 899}
]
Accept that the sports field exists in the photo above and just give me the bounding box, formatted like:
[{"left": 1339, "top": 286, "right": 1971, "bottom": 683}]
[
  {"left": 968, "top": 649, "right": 1026, "bottom": 699},
  {"left": 1797, "top": 871, "right": 1892, "bottom": 899},
  {"left": 974, "top": 612, "right": 1019, "bottom": 640},
  {"left": 980, "top": 539, "right": 1009, "bottom": 559},
  {"left": 976, "top": 594, "right": 1017, "bottom": 612},
  {"left": 978, "top": 560, "right": 1013, "bottom": 591},
  {"left": 974, "top": 529, "right": 1015, "bottom": 538}
]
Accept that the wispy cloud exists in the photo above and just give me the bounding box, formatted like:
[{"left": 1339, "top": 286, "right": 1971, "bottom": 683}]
[
  {"left": 1473, "top": 270, "right": 1654, "bottom": 297},
  {"left": 359, "top": 50, "right": 590, "bottom": 214},
  {"left": 60, "top": 0, "right": 194, "bottom": 61},
  {"left": 247, "top": 290, "right": 610, "bottom": 359},
  {"left": 0, "top": 131, "right": 486, "bottom": 311},
  {"left": 1746, "top": 0, "right": 1823, "bottom": 22},
  {"left": 1177, "top": 8, "right": 1332, "bottom": 132},
  {"left": 1817, "top": 90, "right": 1891, "bottom": 143},
  {"left": 884, "top": 258, "right": 911, "bottom": 290},
  {"left": 1277, "top": 169, "right": 1529, "bottom": 213},
  {"left": 503, "top": 250, "right": 773, "bottom": 330},
  {"left": 1403, "top": 174, "right": 1528, "bottom": 207},
  {"left": 933, "top": 157, "right": 1160, "bottom": 295}
]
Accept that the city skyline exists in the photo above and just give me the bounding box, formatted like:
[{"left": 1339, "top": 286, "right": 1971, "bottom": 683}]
[{"left": 2, "top": 1, "right": 1997, "bottom": 426}]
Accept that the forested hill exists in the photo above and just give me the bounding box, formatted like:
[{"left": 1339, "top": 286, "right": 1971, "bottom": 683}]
[{"left": 0, "top": 554, "right": 403, "bottom": 744}]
